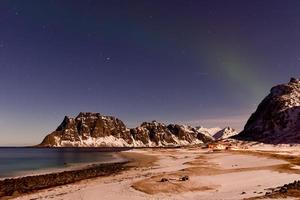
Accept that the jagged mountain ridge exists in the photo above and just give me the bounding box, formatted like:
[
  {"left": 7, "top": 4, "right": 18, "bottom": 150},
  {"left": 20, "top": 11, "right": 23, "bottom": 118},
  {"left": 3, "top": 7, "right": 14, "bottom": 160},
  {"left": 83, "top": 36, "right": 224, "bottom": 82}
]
[
  {"left": 39, "top": 112, "right": 237, "bottom": 147},
  {"left": 213, "top": 127, "right": 237, "bottom": 140},
  {"left": 234, "top": 78, "right": 300, "bottom": 144},
  {"left": 195, "top": 126, "right": 221, "bottom": 140},
  {"left": 195, "top": 126, "right": 237, "bottom": 140}
]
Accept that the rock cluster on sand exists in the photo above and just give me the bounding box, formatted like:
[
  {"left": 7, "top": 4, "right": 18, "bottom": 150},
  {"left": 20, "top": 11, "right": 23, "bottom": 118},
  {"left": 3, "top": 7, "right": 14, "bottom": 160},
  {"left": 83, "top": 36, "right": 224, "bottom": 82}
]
[
  {"left": 279, "top": 180, "right": 300, "bottom": 193},
  {"left": 159, "top": 175, "right": 189, "bottom": 183},
  {"left": 263, "top": 180, "right": 300, "bottom": 198},
  {"left": 0, "top": 162, "right": 127, "bottom": 198},
  {"left": 234, "top": 78, "right": 300, "bottom": 144},
  {"left": 39, "top": 112, "right": 237, "bottom": 147}
]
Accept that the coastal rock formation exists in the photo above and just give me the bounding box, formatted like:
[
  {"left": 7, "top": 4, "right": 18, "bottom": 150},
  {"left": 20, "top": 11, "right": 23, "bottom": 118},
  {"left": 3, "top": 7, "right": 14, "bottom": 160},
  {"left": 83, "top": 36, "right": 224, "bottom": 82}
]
[
  {"left": 0, "top": 162, "right": 127, "bottom": 198},
  {"left": 40, "top": 112, "right": 133, "bottom": 147},
  {"left": 40, "top": 112, "right": 233, "bottom": 147},
  {"left": 234, "top": 78, "right": 300, "bottom": 144}
]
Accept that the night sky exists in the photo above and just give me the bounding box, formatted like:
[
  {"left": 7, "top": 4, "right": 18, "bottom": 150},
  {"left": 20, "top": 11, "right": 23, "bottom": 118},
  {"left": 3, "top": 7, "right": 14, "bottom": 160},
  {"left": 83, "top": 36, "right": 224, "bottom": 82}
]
[{"left": 1, "top": 0, "right": 300, "bottom": 146}]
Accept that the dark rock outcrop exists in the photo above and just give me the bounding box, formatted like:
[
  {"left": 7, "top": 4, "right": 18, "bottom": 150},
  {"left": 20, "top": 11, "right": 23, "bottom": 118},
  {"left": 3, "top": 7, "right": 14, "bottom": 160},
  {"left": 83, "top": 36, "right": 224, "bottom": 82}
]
[
  {"left": 260, "top": 180, "right": 300, "bottom": 198},
  {"left": 130, "top": 121, "right": 177, "bottom": 146},
  {"left": 234, "top": 78, "right": 300, "bottom": 144},
  {"left": 0, "top": 162, "right": 128, "bottom": 198}
]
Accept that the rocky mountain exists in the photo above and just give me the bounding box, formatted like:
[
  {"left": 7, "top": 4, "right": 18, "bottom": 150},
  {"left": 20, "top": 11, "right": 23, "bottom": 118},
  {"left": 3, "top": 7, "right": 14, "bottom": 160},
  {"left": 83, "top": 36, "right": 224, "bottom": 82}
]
[
  {"left": 234, "top": 78, "right": 300, "bottom": 144},
  {"left": 40, "top": 112, "right": 133, "bottom": 147},
  {"left": 213, "top": 127, "right": 237, "bottom": 140},
  {"left": 195, "top": 126, "right": 221, "bottom": 140},
  {"left": 194, "top": 126, "right": 237, "bottom": 140},
  {"left": 39, "top": 112, "right": 234, "bottom": 147}
]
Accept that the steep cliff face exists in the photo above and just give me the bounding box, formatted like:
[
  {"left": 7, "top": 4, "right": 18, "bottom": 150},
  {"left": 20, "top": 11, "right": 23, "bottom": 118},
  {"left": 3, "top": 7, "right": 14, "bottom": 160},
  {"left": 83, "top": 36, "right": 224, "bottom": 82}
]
[
  {"left": 40, "top": 112, "right": 133, "bottom": 147},
  {"left": 235, "top": 78, "right": 300, "bottom": 144},
  {"left": 40, "top": 113, "right": 233, "bottom": 147},
  {"left": 130, "top": 121, "right": 177, "bottom": 146}
]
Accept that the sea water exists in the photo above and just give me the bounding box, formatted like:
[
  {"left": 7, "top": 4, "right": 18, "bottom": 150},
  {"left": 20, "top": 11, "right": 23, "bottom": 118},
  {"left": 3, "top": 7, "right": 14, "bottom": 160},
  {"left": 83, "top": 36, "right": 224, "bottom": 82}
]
[{"left": 0, "top": 147, "right": 128, "bottom": 178}]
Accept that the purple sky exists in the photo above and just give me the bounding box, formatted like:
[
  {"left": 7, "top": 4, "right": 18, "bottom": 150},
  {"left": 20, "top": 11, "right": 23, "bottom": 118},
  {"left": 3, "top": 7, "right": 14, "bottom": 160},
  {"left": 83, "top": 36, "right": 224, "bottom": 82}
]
[{"left": 0, "top": 0, "right": 300, "bottom": 146}]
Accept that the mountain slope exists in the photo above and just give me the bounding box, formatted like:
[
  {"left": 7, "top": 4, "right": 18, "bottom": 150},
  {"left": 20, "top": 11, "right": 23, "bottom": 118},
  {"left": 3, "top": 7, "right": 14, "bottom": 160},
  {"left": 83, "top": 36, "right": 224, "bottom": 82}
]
[
  {"left": 234, "top": 78, "right": 300, "bottom": 144},
  {"left": 213, "top": 127, "right": 237, "bottom": 140},
  {"left": 195, "top": 126, "right": 221, "bottom": 140}
]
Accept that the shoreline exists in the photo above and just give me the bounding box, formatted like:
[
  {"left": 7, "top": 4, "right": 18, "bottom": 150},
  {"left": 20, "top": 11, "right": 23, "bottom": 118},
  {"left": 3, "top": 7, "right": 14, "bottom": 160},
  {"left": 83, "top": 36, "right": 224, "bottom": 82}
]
[
  {"left": 0, "top": 152, "right": 128, "bottom": 181},
  {"left": 0, "top": 161, "right": 130, "bottom": 199},
  {"left": 0, "top": 148, "right": 158, "bottom": 199},
  {"left": 0, "top": 146, "right": 183, "bottom": 181},
  {"left": 4, "top": 145, "right": 300, "bottom": 199}
]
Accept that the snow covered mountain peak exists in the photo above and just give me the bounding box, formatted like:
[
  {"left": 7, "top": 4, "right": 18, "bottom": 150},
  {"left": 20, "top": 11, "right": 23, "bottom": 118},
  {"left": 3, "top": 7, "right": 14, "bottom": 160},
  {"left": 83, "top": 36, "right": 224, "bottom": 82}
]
[{"left": 213, "top": 127, "right": 237, "bottom": 140}]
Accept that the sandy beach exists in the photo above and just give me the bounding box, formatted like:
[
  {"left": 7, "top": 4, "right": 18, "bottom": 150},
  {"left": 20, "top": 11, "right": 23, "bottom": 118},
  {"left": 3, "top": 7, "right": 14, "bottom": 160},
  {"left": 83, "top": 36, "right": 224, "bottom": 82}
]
[{"left": 7, "top": 144, "right": 300, "bottom": 200}]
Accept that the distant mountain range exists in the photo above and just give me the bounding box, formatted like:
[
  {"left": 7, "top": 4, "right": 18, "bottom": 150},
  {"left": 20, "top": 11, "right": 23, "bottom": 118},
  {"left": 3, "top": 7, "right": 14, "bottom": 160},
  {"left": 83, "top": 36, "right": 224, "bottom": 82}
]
[
  {"left": 40, "top": 78, "right": 300, "bottom": 147},
  {"left": 234, "top": 78, "right": 300, "bottom": 144},
  {"left": 39, "top": 113, "right": 237, "bottom": 147}
]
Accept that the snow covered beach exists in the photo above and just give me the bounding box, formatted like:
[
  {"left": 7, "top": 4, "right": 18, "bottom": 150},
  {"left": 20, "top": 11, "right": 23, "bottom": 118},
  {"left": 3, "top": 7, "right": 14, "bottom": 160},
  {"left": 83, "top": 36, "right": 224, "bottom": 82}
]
[{"left": 12, "top": 144, "right": 300, "bottom": 200}]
